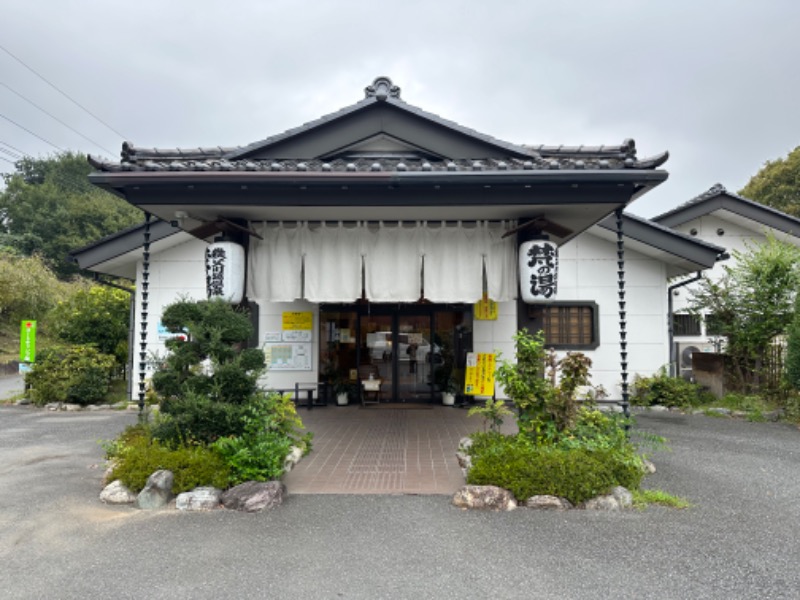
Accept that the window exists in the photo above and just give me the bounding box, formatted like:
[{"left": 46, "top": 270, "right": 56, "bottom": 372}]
[
  {"left": 527, "top": 303, "right": 598, "bottom": 349},
  {"left": 673, "top": 314, "right": 701, "bottom": 336},
  {"left": 705, "top": 312, "right": 725, "bottom": 336}
]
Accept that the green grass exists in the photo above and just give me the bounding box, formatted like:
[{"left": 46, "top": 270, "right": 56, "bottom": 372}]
[{"left": 632, "top": 488, "right": 691, "bottom": 510}]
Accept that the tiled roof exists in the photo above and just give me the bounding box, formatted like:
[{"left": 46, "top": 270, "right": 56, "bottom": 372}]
[{"left": 88, "top": 77, "right": 668, "bottom": 174}]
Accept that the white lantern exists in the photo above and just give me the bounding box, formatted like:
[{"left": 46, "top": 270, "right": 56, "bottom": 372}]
[
  {"left": 205, "top": 240, "right": 245, "bottom": 304},
  {"left": 519, "top": 240, "right": 558, "bottom": 303}
]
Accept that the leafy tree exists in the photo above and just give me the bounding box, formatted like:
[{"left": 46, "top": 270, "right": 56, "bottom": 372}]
[
  {"left": 0, "top": 250, "right": 70, "bottom": 325},
  {"left": 0, "top": 152, "right": 141, "bottom": 278},
  {"left": 49, "top": 284, "right": 131, "bottom": 365},
  {"left": 689, "top": 235, "right": 800, "bottom": 392},
  {"left": 739, "top": 146, "right": 800, "bottom": 217},
  {"left": 785, "top": 293, "right": 800, "bottom": 391}
]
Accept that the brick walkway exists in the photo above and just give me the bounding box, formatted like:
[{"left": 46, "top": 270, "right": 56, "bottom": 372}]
[{"left": 284, "top": 404, "right": 514, "bottom": 495}]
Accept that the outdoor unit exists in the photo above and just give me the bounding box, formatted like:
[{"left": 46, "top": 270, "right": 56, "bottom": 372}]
[{"left": 676, "top": 342, "right": 714, "bottom": 380}]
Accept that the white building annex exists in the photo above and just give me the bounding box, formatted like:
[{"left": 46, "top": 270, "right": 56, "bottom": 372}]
[{"left": 73, "top": 77, "right": 724, "bottom": 408}]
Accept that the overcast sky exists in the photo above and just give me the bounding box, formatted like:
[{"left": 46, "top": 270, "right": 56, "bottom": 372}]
[{"left": 1, "top": 0, "right": 798, "bottom": 217}]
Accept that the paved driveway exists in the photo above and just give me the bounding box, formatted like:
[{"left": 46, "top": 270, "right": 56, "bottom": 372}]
[{"left": 0, "top": 406, "right": 798, "bottom": 599}]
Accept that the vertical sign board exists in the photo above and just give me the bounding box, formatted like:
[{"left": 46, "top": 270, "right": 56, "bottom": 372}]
[
  {"left": 20, "top": 320, "right": 37, "bottom": 363},
  {"left": 474, "top": 295, "right": 498, "bottom": 320},
  {"left": 464, "top": 352, "right": 496, "bottom": 397}
]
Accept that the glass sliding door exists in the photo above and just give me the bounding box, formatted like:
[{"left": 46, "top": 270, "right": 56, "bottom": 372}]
[{"left": 396, "top": 313, "right": 433, "bottom": 402}]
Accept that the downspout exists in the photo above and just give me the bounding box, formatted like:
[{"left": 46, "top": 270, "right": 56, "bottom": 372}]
[
  {"left": 667, "top": 272, "right": 704, "bottom": 377},
  {"left": 138, "top": 213, "right": 152, "bottom": 420}
]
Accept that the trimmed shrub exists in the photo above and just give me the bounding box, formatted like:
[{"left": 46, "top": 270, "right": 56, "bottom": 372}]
[
  {"left": 26, "top": 344, "right": 115, "bottom": 405},
  {"left": 107, "top": 432, "right": 231, "bottom": 493},
  {"left": 467, "top": 440, "right": 643, "bottom": 505},
  {"left": 151, "top": 391, "right": 249, "bottom": 445},
  {"left": 631, "top": 369, "right": 712, "bottom": 408}
]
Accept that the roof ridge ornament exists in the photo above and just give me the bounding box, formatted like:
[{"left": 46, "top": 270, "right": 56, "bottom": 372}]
[{"left": 365, "top": 76, "right": 401, "bottom": 101}]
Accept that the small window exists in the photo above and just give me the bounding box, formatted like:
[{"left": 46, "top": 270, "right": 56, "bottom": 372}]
[
  {"left": 527, "top": 303, "right": 598, "bottom": 349},
  {"left": 673, "top": 314, "right": 701, "bottom": 336}
]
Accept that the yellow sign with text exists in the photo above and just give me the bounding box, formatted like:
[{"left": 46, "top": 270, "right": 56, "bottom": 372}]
[
  {"left": 464, "top": 352, "right": 496, "bottom": 396},
  {"left": 474, "top": 296, "right": 498, "bottom": 320},
  {"left": 282, "top": 312, "right": 313, "bottom": 331}
]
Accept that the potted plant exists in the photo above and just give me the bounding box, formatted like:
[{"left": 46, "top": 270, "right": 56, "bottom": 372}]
[
  {"left": 442, "top": 376, "right": 459, "bottom": 406},
  {"left": 333, "top": 378, "right": 352, "bottom": 406}
]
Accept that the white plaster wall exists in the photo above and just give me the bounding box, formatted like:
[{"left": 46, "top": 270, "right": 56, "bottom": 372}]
[{"left": 553, "top": 233, "right": 670, "bottom": 397}]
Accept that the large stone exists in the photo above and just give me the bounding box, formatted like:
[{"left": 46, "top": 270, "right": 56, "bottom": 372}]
[
  {"left": 452, "top": 485, "right": 517, "bottom": 511},
  {"left": 221, "top": 481, "right": 286, "bottom": 512},
  {"left": 525, "top": 495, "right": 573, "bottom": 510},
  {"left": 579, "top": 494, "right": 620, "bottom": 511},
  {"left": 611, "top": 486, "right": 633, "bottom": 509},
  {"left": 136, "top": 469, "right": 174, "bottom": 510},
  {"left": 176, "top": 486, "right": 222, "bottom": 511},
  {"left": 100, "top": 480, "right": 136, "bottom": 504},
  {"left": 641, "top": 459, "right": 657, "bottom": 474}
]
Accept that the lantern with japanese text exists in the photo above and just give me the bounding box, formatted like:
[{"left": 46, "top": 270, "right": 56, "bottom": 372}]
[
  {"left": 205, "top": 239, "right": 245, "bottom": 304},
  {"left": 519, "top": 239, "right": 558, "bottom": 303}
]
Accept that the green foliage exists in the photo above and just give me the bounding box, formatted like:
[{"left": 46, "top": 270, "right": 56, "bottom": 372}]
[
  {"left": 631, "top": 369, "right": 712, "bottom": 408},
  {"left": 689, "top": 235, "right": 800, "bottom": 393},
  {"left": 631, "top": 489, "right": 691, "bottom": 510},
  {"left": 152, "top": 298, "right": 260, "bottom": 405},
  {"left": 467, "top": 398, "right": 513, "bottom": 432},
  {"left": 49, "top": 284, "right": 131, "bottom": 365},
  {"left": 25, "top": 344, "right": 115, "bottom": 405},
  {"left": 494, "top": 329, "right": 594, "bottom": 434},
  {"left": 107, "top": 430, "right": 230, "bottom": 493},
  {"left": 466, "top": 437, "right": 644, "bottom": 505},
  {"left": 212, "top": 392, "right": 311, "bottom": 485},
  {"left": 151, "top": 391, "right": 250, "bottom": 445},
  {"left": 785, "top": 293, "right": 800, "bottom": 391},
  {"left": 0, "top": 152, "right": 142, "bottom": 278},
  {"left": 0, "top": 250, "right": 70, "bottom": 325},
  {"left": 739, "top": 146, "right": 800, "bottom": 218}
]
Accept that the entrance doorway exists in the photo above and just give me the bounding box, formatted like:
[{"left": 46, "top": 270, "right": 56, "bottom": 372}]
[{"left": 319, "top": 304, "right": 472, "bottom": 403}]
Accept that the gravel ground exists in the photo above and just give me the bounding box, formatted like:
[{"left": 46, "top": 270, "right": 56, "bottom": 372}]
[{"left": 0, "top": 406, "right": 798, "bottom": 600}]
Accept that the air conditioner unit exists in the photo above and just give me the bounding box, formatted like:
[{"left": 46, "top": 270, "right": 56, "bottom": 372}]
[{"left": 676, "top": 342, "right": 714, "bottom": 380}]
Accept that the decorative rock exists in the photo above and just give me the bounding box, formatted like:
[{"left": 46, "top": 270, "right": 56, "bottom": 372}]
[
  {"left": 648, "top": 405, "right": 669, "bottom": 412},
  {"left": 455, "top": 450, "right": 472, "bottom": 471},
  {"left": 100, "top": 480, "right": 137, "bottom": 504},
  {"left": 458, "top": 437, "right": 473, "bottom": 452},
  {"left": 641, "top": 459, "right": 657, "bottom": 474},
  {"left": 706, "top": 407, "right": 731, "bottom": 416},
  {"left": 176, "top": 486, "right": 222, "bottom": 511},
  {"left": 136, "top": 469, "right": 174, "bottom": 510},
  {"left": 283, "top": 446, "right": 303, "bottom": 473},
  {"left": 525, "top": 495, "right": 573, "bottom": 510},
  {"left": 611, "top": 486, "right": 633, "bottom": 508},
  {"left": 221, "top": 481, "right": 286, "bottom": 512},
  {"left": 64, "top": 403, "right": 82, "bottom": 411},
  {"left": 15, "top": 397, "right": 31, "bottom": 406},
  {"left": 452, "top": 485, "right": 517, "bottom": 511},
  {"left": 579, "top": 494, "right": 620, "bottom": 511}
]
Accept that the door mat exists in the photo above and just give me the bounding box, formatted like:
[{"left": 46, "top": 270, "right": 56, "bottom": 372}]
[{"left": 360, "top": 403, "right": 434, "bottom": 410}]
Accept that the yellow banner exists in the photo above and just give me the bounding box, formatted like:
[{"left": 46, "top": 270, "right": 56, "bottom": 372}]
[
  {"left": 282, "top": 312, "right": 313, "bottom": 330},
  {"left": 474, "top": 296, "right": 498, "bottom": 320},
  {"left": 464, "top": 352, "right": 496, "bottom": 396}
]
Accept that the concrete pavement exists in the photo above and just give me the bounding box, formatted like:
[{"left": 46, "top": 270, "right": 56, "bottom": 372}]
[{"left": 0, "top": 406, "right": 798, "bottom": 599}]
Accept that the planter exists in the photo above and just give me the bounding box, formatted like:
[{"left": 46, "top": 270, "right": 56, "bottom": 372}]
[
  {"left": 442, "top": 392, "right": 456, "bottom": 406},
  {"left": 336, "top": 393, "right": 349, "bottom": 406}
]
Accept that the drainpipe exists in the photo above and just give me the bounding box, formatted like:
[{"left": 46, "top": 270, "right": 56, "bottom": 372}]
[
  {"left": 667, "top": 272, "right": 704, "bottom": 377},
  {"left": 615, "top": 209, "right": 629, "bottom": 420},
  {"left": 138, "top": 213, "right": 152, "bottom": 421}
]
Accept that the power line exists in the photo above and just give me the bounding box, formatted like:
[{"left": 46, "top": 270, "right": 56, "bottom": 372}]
[
  {"left": 0, "top": 116, "right": 64, "bottom": 155},
  {"left": 0, "top": 146, "right": 23, "bottom": 160},
  {"left": 0, "top": 140, "right": 27, "bottom": 156},
  {"left": 0, "top": 112, "right": 64, "bottom": 151},
  {"left": 0, "top": 43, "right": 128, "bottom": 140},
  {"left": 0, "top": 82, "right": 117, "bottom": 156}
]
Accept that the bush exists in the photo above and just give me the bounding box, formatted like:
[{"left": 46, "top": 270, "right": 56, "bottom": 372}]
[
  {"left": 26, "top": 344, "right": 116, "bottom": 405},
  {"left": 107, "top": 431, "right": 230, "bottom": 493},
  {"left": 151, "top": 391, "right": 250, "bottom": 445},
  {"left": 631, "top": 369, "right": 712, "bottom": 408},
  {"left": 212, "top": 391, "right": 311, "bottom": 485},
  {"left": 466, "top": 436, "right": 644, "bottom": 505}
]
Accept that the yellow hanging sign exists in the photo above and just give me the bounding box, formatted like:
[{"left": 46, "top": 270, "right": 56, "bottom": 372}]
[
  {"left": 474, "top": 295, "right": 498, "bottom": 320},
  {"left": 464, "top": 352, "right": 496, "bottom": 396}
]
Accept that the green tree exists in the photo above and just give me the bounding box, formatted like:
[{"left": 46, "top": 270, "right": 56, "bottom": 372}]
[
  {"left": 739, "top": 146, "right": 800, "bottom": 217},
  {"left": 0, "top": 250, "right": 70, "bottom": 325},
  {"left": 49, "top": 284, "right": 132, "bottom": 365},
  {"left": 0, "top": 152, "right": 141, "bottom": 278},
  {"left": 689, "top": 235, "right": 800, "bottom": 392},
  {"left": 785, "top": 293, "right": 800, "bottom": 391}
]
